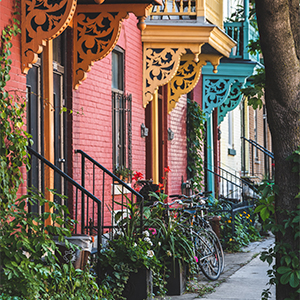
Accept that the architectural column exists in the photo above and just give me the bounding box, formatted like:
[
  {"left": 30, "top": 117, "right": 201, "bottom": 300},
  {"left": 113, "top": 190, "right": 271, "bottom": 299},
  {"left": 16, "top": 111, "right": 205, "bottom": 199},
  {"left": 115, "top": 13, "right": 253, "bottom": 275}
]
[
  {"left": 152, "top": 90, "right": 159, "bottom": 184},
  {"left": 43, "top": 40, "right": 54, "bottom": 224},
  {"left": 206, "top": 115, "right": 215, "bottom": 197}
]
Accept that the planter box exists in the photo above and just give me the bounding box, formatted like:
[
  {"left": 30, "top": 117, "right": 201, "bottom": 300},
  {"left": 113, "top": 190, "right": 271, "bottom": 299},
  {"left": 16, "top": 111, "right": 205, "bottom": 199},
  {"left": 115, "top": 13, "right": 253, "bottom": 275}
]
[
  {"left": 122, "top": 268, "right": 153, "bottom": 300},
  {"left": 166, "top": 259, "right": 187, "bottom": 296}
]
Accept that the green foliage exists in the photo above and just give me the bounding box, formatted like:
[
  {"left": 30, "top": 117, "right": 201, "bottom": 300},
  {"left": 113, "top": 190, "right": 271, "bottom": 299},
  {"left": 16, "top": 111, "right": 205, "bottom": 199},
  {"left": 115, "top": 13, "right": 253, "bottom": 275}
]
[
  {"left": 257, "top": 148, "right": 300, "bottom": 300},
  {"left": 148, "top": 204, "right": 197, "bottom": 269},
  {"left": 241, "top": 68, "right": 265, "bottom": 110},
  {"left": 114, "top": 165, "right": 133, "bottom": 182},
  {"left": 186, "top": 98, "right": 206, "bottom": 190},
  {"left": 0, "top": 15, "right": 29, "bottom": 207},
  {"left": 0, "top": 191, "right": 100, "bottom": 299},
  {"left": 219, "top": 208, "right": 260, "bottom": 252},
  {"left": 99, "top": 234, "right": 163, "bottom": 299}
]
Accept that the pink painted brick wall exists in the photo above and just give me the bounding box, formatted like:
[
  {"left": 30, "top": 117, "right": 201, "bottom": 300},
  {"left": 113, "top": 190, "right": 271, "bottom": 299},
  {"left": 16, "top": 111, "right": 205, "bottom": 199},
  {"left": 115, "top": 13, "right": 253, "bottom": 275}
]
[
  {"left": 168, "top": 94, "right": 188, "bottom": 196},
  {"left": 71, "top": 14, "right": 145, "bottom": 226}
]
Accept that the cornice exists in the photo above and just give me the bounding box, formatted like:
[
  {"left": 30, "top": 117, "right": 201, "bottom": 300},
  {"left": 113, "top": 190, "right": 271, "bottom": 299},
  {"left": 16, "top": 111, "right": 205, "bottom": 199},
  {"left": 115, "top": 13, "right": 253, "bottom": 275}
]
[{"left": 142, "top": 23, "right": 236, "bottom": 57}]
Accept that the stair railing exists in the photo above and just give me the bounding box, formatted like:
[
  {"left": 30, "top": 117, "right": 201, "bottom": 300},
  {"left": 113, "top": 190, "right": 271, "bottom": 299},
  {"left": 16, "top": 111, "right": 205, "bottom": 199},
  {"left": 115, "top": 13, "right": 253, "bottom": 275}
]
[
  {"left": 205, "top": 163, "right": 258, "bottom": 201},
  {"left": 75, "top": 150, "right": 144, "bottom": 243},
  {"left": 27, "top": 146, "right": 102, "bottom": 280},
  {"left": 241, "top": 137, "right": 274, "bottom": 180}
]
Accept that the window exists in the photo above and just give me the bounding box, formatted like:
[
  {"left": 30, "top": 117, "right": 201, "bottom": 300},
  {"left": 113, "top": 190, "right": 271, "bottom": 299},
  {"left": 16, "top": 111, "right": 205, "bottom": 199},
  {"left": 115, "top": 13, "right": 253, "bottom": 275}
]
[
  {"left": 254, "top": 109, "right": 259, "bottom": 160},
  {"left": 228, "top": 111, "right": 233, "bottom": 149},
  {"left": 112, "top": 47, "right": 132, "bottom": 175}
]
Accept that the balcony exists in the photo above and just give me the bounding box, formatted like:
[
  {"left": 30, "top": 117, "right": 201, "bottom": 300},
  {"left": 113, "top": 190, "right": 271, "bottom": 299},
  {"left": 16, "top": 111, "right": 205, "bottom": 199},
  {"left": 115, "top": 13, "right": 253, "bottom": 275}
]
[
  {"left": 224, "top": 21, "right": 260, "bottom": 62},
  {"left": 149, "top": 0, "right": 223, "bottom": 28}
]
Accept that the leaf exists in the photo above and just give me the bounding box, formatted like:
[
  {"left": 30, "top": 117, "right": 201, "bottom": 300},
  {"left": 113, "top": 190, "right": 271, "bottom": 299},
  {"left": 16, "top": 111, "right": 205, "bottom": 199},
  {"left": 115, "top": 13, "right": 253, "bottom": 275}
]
[
  {"left": 277, "top": 266, "right": 292, "bottom": 274},
  {"left": 289, "top": 273, "right": 300, "bottom": 288},
  {"left": 260, "top": 207, "right": 270, "bottom": 222},
  {"left": 280, "top": 272, "right": 292, "bottom": 285}
]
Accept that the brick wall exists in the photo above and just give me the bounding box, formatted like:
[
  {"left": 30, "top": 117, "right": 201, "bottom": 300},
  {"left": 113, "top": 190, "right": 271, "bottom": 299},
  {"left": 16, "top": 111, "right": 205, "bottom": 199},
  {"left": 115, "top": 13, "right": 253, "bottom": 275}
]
[
  {"left": 168, "top": 94, "right": 188, "bottom": 196},
  {"left": 71, "top": 14, "right": 145, "bottom": 226}
]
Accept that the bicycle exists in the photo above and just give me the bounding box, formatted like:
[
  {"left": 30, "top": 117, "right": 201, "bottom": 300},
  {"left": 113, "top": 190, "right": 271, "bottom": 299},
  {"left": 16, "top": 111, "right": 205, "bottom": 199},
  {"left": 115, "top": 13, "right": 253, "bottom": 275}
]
[
  {"left": 151, "top": 195, "right": 223, "bottom": 280},
  {"left": 169, "top": 192, "right": 225, "bottom": 278}
]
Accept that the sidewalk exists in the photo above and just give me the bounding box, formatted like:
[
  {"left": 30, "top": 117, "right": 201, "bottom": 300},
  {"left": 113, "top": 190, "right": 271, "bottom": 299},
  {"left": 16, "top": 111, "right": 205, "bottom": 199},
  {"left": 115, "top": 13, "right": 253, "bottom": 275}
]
[{"left": 166, "top": 236, "right": 275, "bottom": 300}]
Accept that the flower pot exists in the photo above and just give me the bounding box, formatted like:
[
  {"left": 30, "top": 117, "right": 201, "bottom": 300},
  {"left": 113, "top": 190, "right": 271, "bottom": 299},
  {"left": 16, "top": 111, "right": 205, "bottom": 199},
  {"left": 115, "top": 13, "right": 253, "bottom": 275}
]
[
  {"left": 166, "top": 259, "right": 187, "bottom": 296},
  {"left": 122, "top": 268, "right": 153, "bottom": 300},
  {"left": 208, "top": 215, "right": 221, "bottom": 238},
  {"left": 53, "top": 234, "right": 92, "bottom": 270}
]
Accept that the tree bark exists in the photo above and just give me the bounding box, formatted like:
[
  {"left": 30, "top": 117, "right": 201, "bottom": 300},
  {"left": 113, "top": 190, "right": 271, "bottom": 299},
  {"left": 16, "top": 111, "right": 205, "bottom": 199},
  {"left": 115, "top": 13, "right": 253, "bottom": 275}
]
[{"left": 254, "top": 1, "right": 300, "bottom": 299}]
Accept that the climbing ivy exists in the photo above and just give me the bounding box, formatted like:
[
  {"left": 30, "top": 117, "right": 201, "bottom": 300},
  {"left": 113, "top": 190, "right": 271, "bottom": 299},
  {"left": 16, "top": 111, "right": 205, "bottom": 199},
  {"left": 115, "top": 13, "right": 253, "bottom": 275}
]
[
  {"left": 0, "top": 4, "right": 31, "bottom": 207},
  {"left": 186, "top": 98, "right": 206, "bottom": 191}
]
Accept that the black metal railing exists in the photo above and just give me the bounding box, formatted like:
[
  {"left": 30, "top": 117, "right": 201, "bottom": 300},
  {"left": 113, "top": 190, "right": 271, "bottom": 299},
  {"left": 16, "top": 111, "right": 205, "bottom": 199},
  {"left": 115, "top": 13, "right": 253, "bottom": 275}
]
[
  {"left": 241, "top": 137, "right": 274, "bottom": 180},
  {"left": 212, "top": 197, "right": 256, "bottom": 236},
  {"left": 27, "top": 147, "right": 102, "bottom": 272},
  {"left": 205, "top": 164, "right": 258, "bottom": 201},
  {"left": 75, "top": 150, "right": 144, "bottom": 243}
]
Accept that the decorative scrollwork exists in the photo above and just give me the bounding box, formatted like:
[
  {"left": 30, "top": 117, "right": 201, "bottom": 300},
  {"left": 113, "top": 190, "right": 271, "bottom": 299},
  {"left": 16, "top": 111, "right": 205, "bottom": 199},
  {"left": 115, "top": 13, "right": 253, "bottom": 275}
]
[
  {"left": 73, "top": 9, "right": 128, "bottom": 89},
  {"left": 218, "top": 81, "right": 244, "bottom": 124},
  {"left": 143, "top": 47, "right": 185, "bottom": 107},
  {"left": 202, "top": 77, "right": 236, "bottom": 117},
  {"left": 22, "top": 0, "right": 77, "bottom": 74},
  {"left": 168, "top": 54, "right": 222, "bottom": 113}
]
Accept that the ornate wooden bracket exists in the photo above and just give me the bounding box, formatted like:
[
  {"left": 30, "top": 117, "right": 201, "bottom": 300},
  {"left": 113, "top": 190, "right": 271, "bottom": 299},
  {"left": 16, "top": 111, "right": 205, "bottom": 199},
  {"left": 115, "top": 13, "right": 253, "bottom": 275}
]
[
  {"left": 218, "top": 81, "right": 244, "bottom": 125},
  {"left": 202, "top": 77, "right": 236, "bottom": 117},
  {"left": 202, "top": 60, "right": 257, "bottom": 118},
  {"left": 21, "top": 0, "right": 77, "bottom": 74},
  {"left": 167, "top": 53, "right": 222, "bottom": 114},
  {"left": 73, "top": 4, "right": 151, "bottom": 89},
  {"left": 143, "top": 47, "right": 186, "bottom": 107},
  {"left": 22, "top": 1, "right": 152, "bottom": 88}
]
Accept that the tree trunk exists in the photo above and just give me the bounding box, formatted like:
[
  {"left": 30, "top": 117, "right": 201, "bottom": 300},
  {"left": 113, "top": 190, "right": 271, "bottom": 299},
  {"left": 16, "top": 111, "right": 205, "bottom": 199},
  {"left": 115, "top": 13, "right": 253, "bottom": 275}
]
[{"left": 254, "top": 1, "right": 300, "bottom": 299}]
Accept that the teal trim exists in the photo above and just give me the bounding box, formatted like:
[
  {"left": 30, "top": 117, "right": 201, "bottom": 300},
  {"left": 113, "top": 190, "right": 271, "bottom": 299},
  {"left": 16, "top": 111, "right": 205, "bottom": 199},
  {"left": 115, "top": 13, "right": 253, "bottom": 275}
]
[
  {"left": 206, "top": 115, "right": 215, "bottom": 198},
  {"left": 218, "top": 81, "right": 244, "bottom": 125},
  {"left": 202, "top": 61, "right": 256, "bottom": 119},
  {"left": 202, "top": 77, "right": 235, "bottom": 117},
  {"left": 224, "top": 18, "right": 260, "bottom": 62}
]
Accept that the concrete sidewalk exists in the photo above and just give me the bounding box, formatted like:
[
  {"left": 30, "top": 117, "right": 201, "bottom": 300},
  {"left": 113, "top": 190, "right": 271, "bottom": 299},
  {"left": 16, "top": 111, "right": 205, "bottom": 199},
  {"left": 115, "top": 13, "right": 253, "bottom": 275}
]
[{"left": 165, "top": 236, "right": 275, "bottom": 300}]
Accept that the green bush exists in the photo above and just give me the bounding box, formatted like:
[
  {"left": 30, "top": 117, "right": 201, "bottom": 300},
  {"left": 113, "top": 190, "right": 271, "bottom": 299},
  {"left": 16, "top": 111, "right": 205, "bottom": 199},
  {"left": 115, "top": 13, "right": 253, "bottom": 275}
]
[{"left": 0, "top": 191, "right": 100, "bottom": 299}]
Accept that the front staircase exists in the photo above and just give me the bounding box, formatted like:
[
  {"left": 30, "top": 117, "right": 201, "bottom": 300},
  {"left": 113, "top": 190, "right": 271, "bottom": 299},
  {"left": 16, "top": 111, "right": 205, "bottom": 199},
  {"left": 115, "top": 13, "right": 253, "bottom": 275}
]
[{"left": 27, "top": 147, "right": 144, "bottom": 279}]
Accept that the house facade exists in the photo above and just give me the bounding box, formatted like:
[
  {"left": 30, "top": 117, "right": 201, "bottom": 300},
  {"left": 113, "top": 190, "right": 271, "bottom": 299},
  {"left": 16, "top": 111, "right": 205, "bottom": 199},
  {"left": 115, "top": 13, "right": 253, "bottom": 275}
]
[{"left": 1, "top": 0, "right": 272, "bottom": 247}]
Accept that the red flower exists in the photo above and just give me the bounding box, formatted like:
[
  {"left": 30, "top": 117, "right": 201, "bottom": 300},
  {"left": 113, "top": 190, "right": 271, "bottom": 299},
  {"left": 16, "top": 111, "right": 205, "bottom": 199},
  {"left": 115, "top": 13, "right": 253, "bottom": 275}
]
[
  {"left": 132, "top": 171, "right": 144, "bottom": 181},
  {"left": 164, "top": 166, "right": 171, "bottom": 173},
  {"left": 161, "top": 177, "right": 165, "bottom": 180}
]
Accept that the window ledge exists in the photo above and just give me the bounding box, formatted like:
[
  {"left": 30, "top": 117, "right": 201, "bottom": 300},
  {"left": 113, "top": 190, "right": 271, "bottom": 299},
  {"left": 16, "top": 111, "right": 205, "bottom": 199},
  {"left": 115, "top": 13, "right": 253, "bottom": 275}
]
[
  {"left": 228, "top": 148, "right": 236, "bottom": 156},
  {"left": 111, "top": 183, "right": 132, "bottom": 195}
]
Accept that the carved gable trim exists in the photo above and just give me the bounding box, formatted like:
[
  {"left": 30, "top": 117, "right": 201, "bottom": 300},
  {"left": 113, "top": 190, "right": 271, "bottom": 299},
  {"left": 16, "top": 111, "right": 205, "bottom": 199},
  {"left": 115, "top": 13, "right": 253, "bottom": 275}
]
[
  {"left": 73, "top": 4, "right": 152, "bottom": 89},
  {"left": 22, "top": 0, "right": 77, "bottom": 74},
  {"left": 218, "top": 81, "right": 244, "bottom": 125},
  {"left": 143, "top": 46, "right": 185, "bottom": 107},
  {"left": 168, "top": 54, "right": 222, "bottom": 114}
]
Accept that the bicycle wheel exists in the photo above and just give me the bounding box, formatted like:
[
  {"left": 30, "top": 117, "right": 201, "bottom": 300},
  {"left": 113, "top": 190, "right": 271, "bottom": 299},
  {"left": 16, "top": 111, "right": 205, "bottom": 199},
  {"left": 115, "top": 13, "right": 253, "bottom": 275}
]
[
  {"left": 206, "top": 228, "right": 225, "bottom": 273},
  {"left": 193, "top": 229, "right": 221, "bottom": 280},
  {"left": 193, "top": 216, "right": 225, "bottom": 273}
]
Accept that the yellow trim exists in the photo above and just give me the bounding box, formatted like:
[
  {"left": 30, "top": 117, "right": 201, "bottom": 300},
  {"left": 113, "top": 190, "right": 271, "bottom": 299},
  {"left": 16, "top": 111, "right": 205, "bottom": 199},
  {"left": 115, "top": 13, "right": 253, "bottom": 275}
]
[
  {"left": 152, "top": 90, "right": 159, "bottom": 184},
  {"left": 168, "top": 53, "right": 222, "bottom": 114},
  {"left": 43, "top": 40, "right": 54, "bottom": 224},
  {"left": 142, "top": 25, "right": 235, "bottom": 57},
  {"left": 142, "top": 24, "right": 235, "bottom": 107}
]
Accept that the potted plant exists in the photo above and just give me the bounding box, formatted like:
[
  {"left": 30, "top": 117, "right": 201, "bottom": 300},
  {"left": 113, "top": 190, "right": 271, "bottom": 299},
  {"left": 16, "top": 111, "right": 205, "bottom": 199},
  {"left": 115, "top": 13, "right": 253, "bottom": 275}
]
[
  {"left": 147, "top": 167, "right": 197, "bottom": 295},
  {"left": 114, "top": 165, "right": 132, "bottom": 183},
  {"left": 98, "top": 196, "right": 165, "bottom": 299}
]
